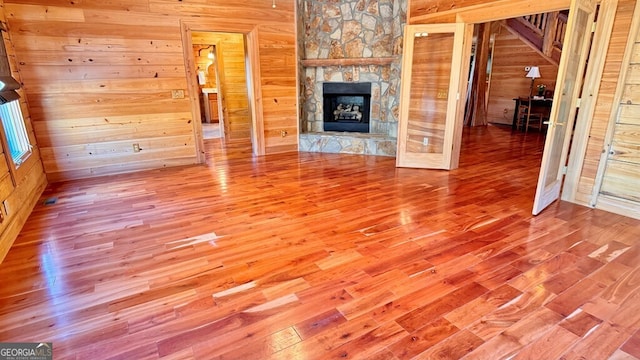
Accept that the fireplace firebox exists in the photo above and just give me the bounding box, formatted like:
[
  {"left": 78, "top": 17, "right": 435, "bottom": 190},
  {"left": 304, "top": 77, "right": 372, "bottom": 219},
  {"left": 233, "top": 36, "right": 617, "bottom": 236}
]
[{"left": 323, "top": 82, "right": 371, "bottom": 133}]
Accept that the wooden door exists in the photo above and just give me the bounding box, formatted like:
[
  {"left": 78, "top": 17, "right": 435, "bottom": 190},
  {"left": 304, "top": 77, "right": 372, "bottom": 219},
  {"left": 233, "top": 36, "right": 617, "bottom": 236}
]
[
  {"left": 532, "top": 0, "right": 597, "bottom": 215},
  {"left": 396, "top": 23, "right": 472, "bottom": 169}
]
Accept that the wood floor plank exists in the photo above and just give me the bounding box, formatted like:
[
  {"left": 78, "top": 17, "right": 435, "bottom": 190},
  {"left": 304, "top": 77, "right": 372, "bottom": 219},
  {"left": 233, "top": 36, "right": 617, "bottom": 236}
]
[
  {"left": 468, "top": 285, "right": 556, "bottom": 341},
  {"left": 0, "top": 125, "right": 638, "bottom": 359},
  {"left": 444, "top": 284, "right": 522, "bottom": 329},
  {"left": 559, "top": 309, "right": 603, "bottom": 337},
  {"left": 545, "top": 277, "right": 607, "bottom": 317},
  {"left": 387, "top": 317, "right": 460, "bottom": 360},
  {"left": 463, "top": 307, "right": 563, "bottom": 359},
  {"left": 322, "top": 320, "right": 408, "bottom": 359},
  {"left": 396, "top": 282, "right": 489, "bottom": 333},
  {"left": 609, "top": 349, "right": 640, "bottom": 360},
  {"left": 512, "top": 325, "right": 579, "bottom": 360},
  {"left": 622, "top": 329, "right": 640, "bottom": 359},
  {"left": 414, "top": 329, "right": 484, "bottom": 359},
  {"left": 561, "top": 322, "right": 633, "bottom": 360}
]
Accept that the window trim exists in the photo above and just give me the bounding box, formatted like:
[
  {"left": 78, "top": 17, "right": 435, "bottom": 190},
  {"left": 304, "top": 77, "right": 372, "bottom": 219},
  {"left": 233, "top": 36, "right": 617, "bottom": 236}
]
[{"left": 0, "top": 99, "right": 32, "bottom": 169}]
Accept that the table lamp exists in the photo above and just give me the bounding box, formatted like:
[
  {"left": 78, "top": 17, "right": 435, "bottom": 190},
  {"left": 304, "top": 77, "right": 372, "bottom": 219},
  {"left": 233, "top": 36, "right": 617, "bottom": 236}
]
[
  {"left": 524, "top": 66, "right": 541, "bottom": 132},
  {"left": 526, "top": 66, "right": 541, "bottom": 98}
]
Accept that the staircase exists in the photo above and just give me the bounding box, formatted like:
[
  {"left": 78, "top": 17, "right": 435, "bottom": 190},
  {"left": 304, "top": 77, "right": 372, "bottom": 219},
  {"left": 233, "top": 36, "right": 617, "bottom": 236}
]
[{"left": 504, "top": 10, "right": 568, "bottom": 65}]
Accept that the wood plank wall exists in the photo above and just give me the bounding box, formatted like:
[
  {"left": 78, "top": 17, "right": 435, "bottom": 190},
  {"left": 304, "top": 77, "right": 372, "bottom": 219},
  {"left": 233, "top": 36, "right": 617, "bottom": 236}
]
[
  {"left": 4, "top": 0, "right": 297, "bottom": 181},
  {"left": 576, "top": 0, "right": 637, "bottom": 206},
  {"left": 192, "top": 32, "right": 250, "bottom": 140},
  {"left": 410, "top": 0, "right": 490, "bottom": 20},
  {"left": 258, "top": 23, "right": 299, "bottom": 153},
  {"left": 0, "top": 0, "right": 47, "bottom": 263},
  {"left": 487, "top": 25, "right": 558, "bottom": 125},
  {"left": 410, "top": 0, "right": 571, "bottom": 24},
  {"left": 598, "top": 2, "right": 640, "bottom": 203}
]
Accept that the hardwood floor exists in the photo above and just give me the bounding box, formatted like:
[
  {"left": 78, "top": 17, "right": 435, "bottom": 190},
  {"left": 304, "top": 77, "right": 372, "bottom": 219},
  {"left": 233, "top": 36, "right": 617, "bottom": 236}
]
[
  {"left": 203, "top": 123, "right": 222, "bottom": 139},
  {"left": 1, "top": 125, "right": 639, "bottom": 359}
]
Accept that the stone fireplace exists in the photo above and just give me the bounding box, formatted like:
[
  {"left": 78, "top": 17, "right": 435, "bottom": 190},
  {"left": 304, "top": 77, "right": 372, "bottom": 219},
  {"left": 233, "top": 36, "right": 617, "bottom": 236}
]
[
  {"left": 297, "top": 0, "right": 407, "bottom": 156},
  {"left": 323, "top": 82, "right": 371, "bottom": 133}
]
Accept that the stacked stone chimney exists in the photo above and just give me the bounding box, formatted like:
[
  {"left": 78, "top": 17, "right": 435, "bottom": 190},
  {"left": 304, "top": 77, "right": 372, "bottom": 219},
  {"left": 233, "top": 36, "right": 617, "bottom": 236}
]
[{"left": 298, "top": 0, "right": 407, "bottom": 140}]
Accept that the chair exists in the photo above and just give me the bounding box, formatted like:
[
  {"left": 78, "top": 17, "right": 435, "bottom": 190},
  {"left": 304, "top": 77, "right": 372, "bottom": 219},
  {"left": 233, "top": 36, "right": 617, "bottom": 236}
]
[
  {"left": 516, "top": 103, "right": 544, "bottom": 132},
  {"left": 526, "top": 112, "right": 545, "bottom": 132}
]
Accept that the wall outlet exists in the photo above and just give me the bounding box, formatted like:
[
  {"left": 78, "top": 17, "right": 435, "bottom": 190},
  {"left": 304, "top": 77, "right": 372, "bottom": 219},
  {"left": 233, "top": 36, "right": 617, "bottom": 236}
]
[
  {"left": 436, "top": 90, "right": 448, "bottom": 99},
  {"left": 133, "top": 143, "right": 141, "bottom": 152},
  {"left": 171, "top": 89, "right": 185, "bottom": 99},
  {"left": 423, "top": 137, "right": 429, "bottom": 146}
]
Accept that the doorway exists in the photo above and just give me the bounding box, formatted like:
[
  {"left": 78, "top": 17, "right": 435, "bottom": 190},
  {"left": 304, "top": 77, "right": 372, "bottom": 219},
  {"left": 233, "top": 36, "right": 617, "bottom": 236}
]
[
  {"left": 192, "top": 41, "right": 223, "bottom": 140},
  {"left": 398, "top": 0, "right": 611, "bottom": 215},
  {"left": 183, "top": 27, "right": 257, "bottom": 161},
  {"left": 191, "top": 31, "right": 251, "bottom": 142}
]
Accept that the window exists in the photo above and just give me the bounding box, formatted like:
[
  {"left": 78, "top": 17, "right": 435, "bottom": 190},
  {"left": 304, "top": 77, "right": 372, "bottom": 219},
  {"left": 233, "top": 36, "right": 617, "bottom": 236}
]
[{"left": 0, "top": 99, "right": 31, "bottom": 167}]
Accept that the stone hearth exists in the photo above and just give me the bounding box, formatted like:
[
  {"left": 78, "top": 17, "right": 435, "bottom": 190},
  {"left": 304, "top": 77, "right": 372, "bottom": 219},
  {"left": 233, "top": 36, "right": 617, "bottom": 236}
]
[{"left": 297, "top": 0, "right": 407, "bottom": 157}]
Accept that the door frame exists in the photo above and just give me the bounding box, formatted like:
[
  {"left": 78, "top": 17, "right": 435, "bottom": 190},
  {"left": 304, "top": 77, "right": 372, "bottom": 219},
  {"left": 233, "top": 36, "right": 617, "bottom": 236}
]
[
  {"left": 562, "top": 0, "right": 618, "bottom": 203},
  {"left": 180, "top": 20, "right": 265, "bottom": 162},
  {"left": 532, "top": 0, "right": 597, "bottom": 215}
]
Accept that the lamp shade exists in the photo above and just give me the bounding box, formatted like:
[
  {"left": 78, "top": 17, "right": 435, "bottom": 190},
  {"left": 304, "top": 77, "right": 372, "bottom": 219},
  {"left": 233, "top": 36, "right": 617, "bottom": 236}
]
[{"left": 526, "top": 66, "right": 541, "bottom": 79}]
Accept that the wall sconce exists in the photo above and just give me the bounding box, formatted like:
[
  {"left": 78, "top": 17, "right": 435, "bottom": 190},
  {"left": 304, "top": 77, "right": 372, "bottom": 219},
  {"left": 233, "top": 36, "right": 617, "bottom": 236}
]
[{"left": 198, "top": 45, "right": 215, "bottom": 60}]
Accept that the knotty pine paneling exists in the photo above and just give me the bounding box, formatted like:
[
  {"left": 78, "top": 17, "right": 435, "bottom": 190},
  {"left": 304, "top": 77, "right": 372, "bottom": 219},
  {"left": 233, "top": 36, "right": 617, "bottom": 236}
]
[
  {"left": 12, "top": 36, "right": 183, "bottom": 53},
  {"left": 11, "top": 20, "right": 182, "bottom": 40},
  {"left": 6, "top": 0, "right": 151, "bottom": 12},
  {"left": 598, "top": 2, "right": 640, "bottom": 206},
  {"left": 0, "top": 0, "right": 47, "bottom": 263},
  {"left": 576, "top": 0, "right": 637, "bottom": 206},
  {"left": 4, "top": 0, "right": 298, "bottom": 181},
  {"left": 610, "top": 124, "right": 640, "bottom": 163},
  {"left": 487, "top": 26, "right": 558, "bottom": 125},
  {"left": 410, "top": 0, "right": 570, "bottom": 24},
  {"left": 259, "top": 23, "right": 298, "bottom": 152},
  {"left": 619, "top": 103, "right": 640, "bottom": 124},
  {"left": 147, "top": 0, "right": 293, "bottom": 23},
  {"left": 601, "top": 161, "right": 640, "bottom": 202},
  {"left": 18, "top": 65, "right": 187, "bottom": 81},
  {"left": 410, "top": 0, "right": 494, "bottom": 21},
  {"left": 34, "top": 112, "right": 193, "bottom": 147}
]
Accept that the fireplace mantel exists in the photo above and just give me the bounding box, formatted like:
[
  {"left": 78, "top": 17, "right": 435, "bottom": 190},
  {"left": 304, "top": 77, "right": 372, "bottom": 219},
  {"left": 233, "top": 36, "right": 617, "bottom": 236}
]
[{"left": 300, "top": 57, "right": 395, "bottom": 67}]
